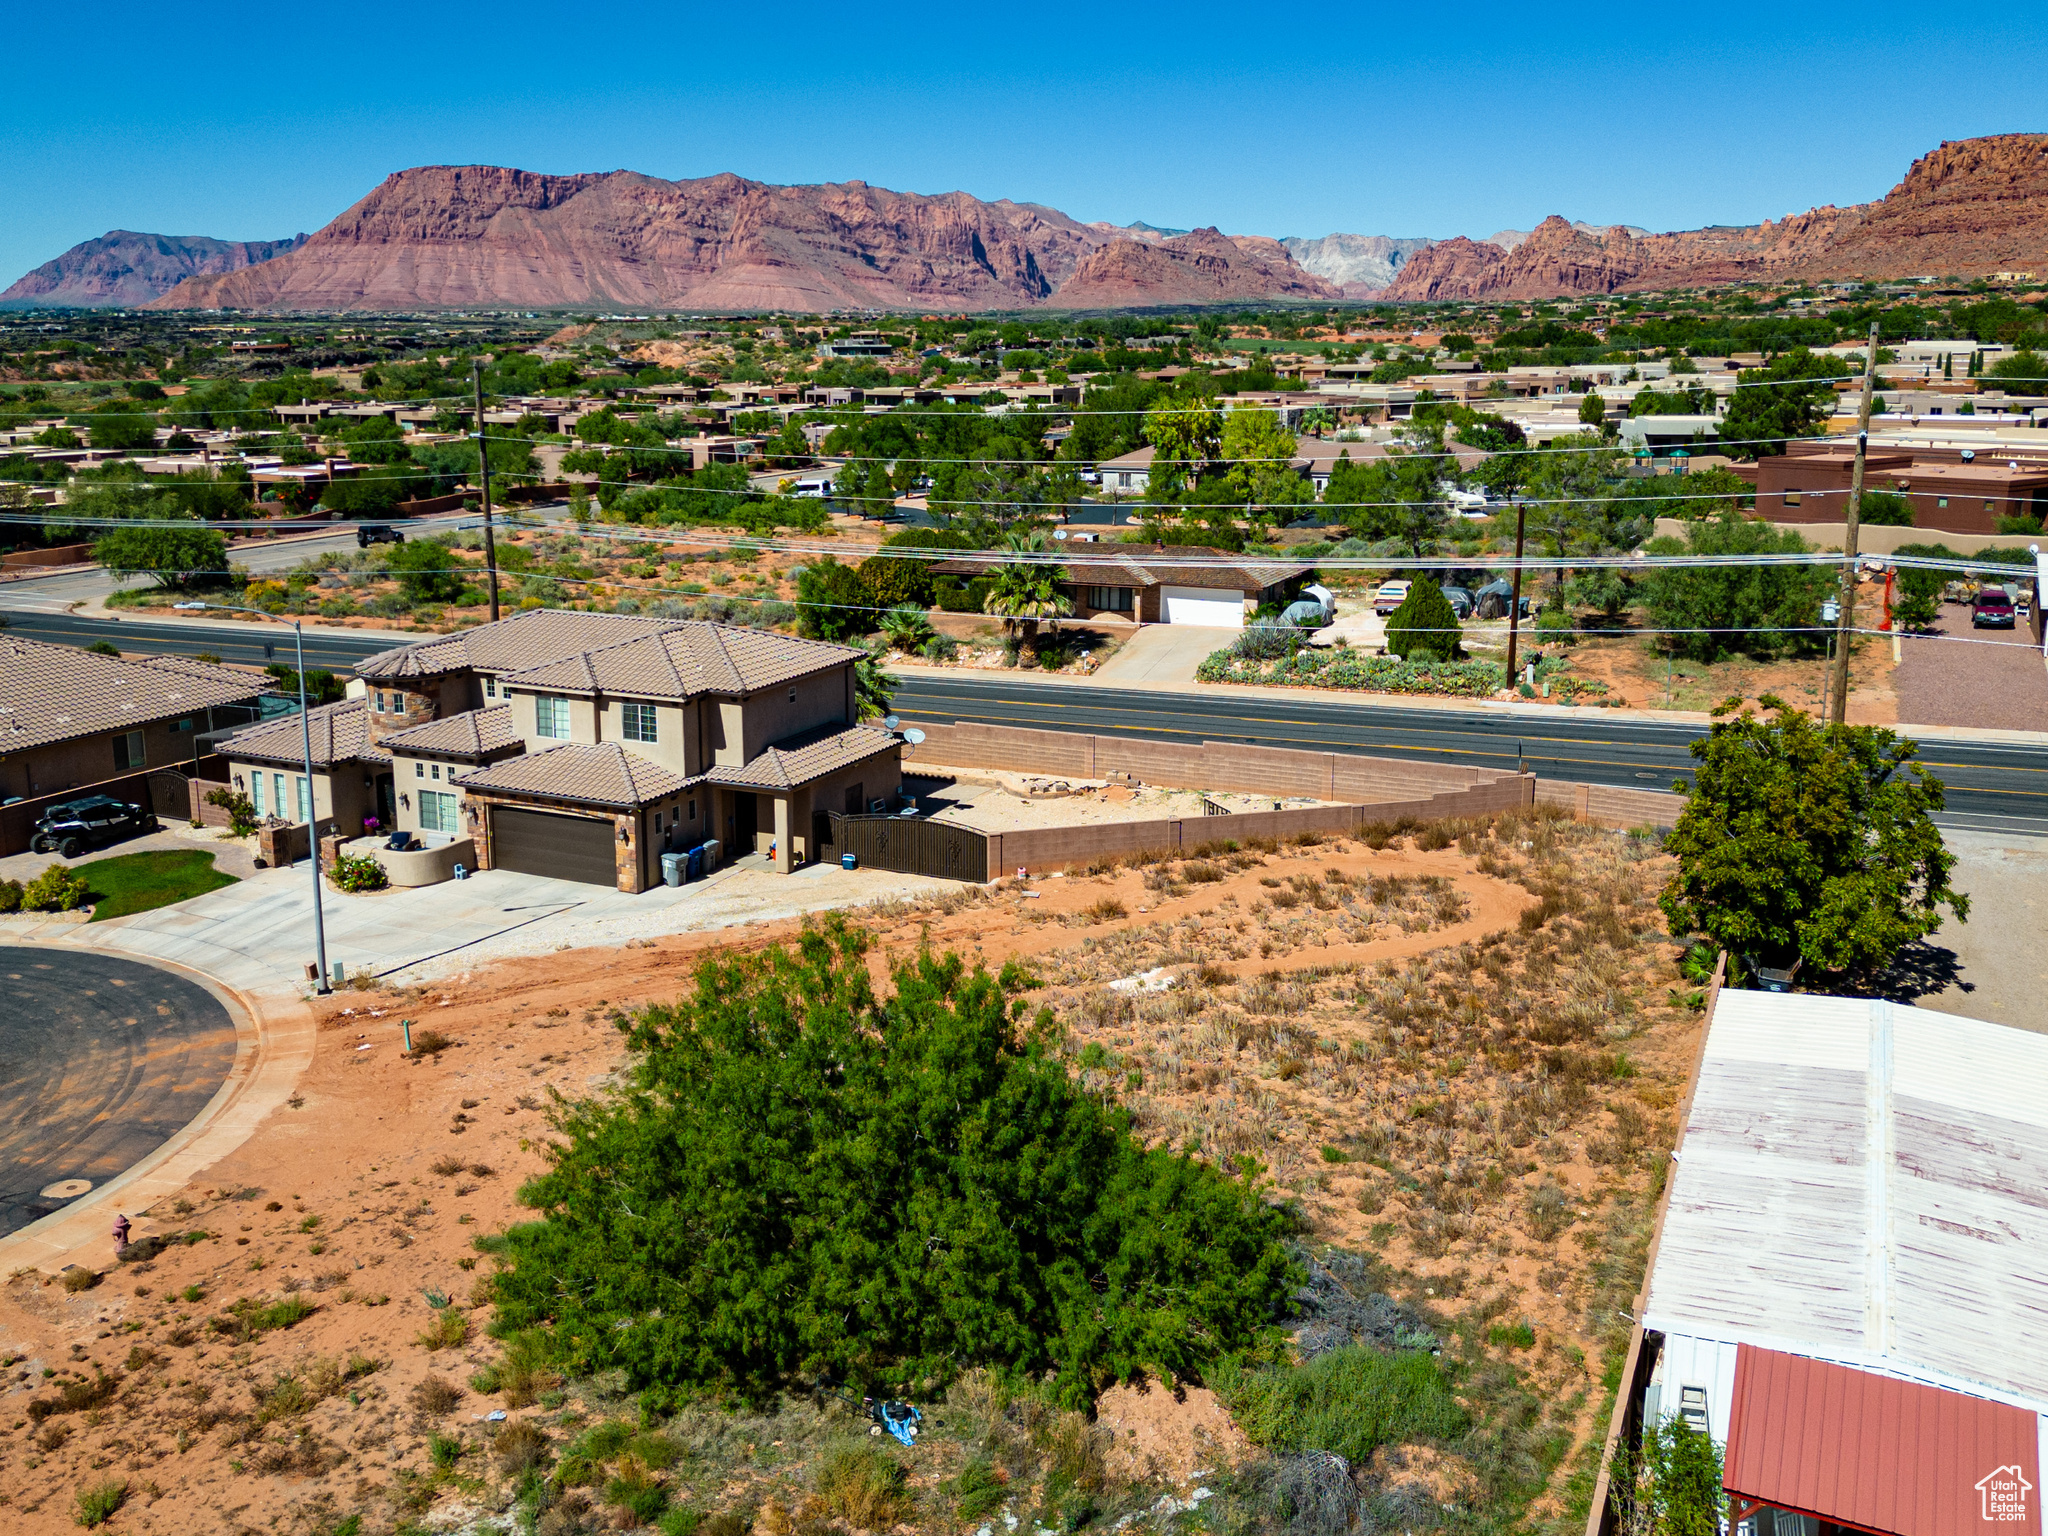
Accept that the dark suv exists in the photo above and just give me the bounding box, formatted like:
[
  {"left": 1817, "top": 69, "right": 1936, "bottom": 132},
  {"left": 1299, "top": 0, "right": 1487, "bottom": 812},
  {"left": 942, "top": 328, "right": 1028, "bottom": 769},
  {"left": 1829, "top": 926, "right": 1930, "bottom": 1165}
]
[
  {"left": 1972, "top": 586, "right": 2017, "bottom": 629},
  {"left": 30, "top": 795, "right": 156, "bottom": 858},
  {"left": 356, "top": 524, "right": 405, "bottom": 548}
]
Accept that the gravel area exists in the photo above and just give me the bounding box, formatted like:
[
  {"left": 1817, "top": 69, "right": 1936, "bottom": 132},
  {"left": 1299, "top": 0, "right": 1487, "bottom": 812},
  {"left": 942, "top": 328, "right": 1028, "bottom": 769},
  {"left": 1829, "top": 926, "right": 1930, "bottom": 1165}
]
[
  {"left": 1912, "top": 828, "right": 2048, "bottom": 1033},
  {"left": 1893, "top": 609, "right": 2048, "bottom": 731},
  {"left": 912, "top": 766, "right": 1329, "bottom": 831}
]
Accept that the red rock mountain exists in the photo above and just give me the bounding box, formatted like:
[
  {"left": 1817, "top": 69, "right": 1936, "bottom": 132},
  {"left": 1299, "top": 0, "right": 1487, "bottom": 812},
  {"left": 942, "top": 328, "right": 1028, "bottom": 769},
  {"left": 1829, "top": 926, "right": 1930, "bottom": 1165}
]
[
  {"left": 146, "top": 167, "right": 1340, "bottom": 312},
  {"left": 1385, "top": 133, "right": 2048, "bottom": 300},
  {"left": 151, "top": 167, "right": 1113, "bottom": 312},
  {"left": 1046, "top": 227, "right": 1340, "bottom": 308},
  {"left": 1, "top": 230, "right": 303, "bottom": 308}
]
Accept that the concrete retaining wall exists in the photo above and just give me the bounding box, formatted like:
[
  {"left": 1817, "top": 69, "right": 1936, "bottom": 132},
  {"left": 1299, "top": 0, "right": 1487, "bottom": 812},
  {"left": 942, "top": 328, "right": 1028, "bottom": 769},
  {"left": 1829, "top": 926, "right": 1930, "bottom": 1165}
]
[
  {"left": 1535, "top": 780, "right": 1686, "bottom": 828},
  {"left": 911, "top": 721, "right": 1504, "bottom": 804}
]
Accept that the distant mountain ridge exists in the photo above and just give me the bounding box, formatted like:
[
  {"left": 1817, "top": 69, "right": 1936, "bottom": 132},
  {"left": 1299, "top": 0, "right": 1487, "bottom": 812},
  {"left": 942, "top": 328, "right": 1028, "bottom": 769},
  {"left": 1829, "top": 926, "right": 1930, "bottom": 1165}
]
[
  {"left": 11, "top": 134, "right": 2045, "bottom": 311},
  {"left": 1385, "top": 135, "right": 2048, "bottom": 299},
  {"left": 0, "top": 230, "right": 304, "bottom": 308}
]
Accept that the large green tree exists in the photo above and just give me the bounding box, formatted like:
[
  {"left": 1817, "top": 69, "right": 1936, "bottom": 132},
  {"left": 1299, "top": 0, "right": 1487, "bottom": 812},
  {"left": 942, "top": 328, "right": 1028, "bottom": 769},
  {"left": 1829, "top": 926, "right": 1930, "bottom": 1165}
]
[
  {"left": 1716, "top": 349, "right": 1851, "bottom": 459},
  {"left": 93, "top": 521, "right": 230, "bottom": 588},
  {"left": 1141, "top": 396, "right": 1223, "bottom": 496},
  {"left": 490, "top": 920, "right": 1300, "bottom": 1406},
  {"left": 1660, "top": 698, "right": 1966, "bottom": 975},
  {"left": 1641, "top": 512, "right": 1832, "bottom": 662}
]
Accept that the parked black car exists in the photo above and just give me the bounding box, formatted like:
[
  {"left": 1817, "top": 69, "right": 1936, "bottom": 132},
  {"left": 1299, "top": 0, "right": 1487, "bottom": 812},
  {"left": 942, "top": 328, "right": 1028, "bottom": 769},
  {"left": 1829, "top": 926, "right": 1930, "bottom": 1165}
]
[
  {"left": 29, "top": 795, "right": 157, "bottom": 858},
  {"left": 356, "top": 524, "right": 405, "bottom": 548}
]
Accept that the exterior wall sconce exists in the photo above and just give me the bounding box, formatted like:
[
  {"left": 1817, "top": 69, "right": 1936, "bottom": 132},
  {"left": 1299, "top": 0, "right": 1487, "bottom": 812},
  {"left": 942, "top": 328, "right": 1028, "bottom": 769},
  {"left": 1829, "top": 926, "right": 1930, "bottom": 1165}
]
[
  {"left": 399, "top": 792, "right": 410, "bottom": 809},
  {"left": 617, "top": 824, "right": 631, "bottom": 843}
]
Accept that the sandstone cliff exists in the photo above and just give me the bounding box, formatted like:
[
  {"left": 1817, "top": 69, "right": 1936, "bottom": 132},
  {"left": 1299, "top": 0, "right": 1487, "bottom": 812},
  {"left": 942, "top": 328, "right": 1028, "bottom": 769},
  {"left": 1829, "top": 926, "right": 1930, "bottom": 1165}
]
[
  {"left": 150, "top": 167, "right": 1109, "bottom": 313},
  {"left": 1385, "top": 135, "right": 2048, "bottom": 300},
  {"left": 2, "top": 230, "right": 304, "bottom": 308},
  {"left": 1045, "top": 227, "right": 1340, "bottom": 309},
  {"left": 1281, "top": 232, "right": 1435, "bottom": 295}
]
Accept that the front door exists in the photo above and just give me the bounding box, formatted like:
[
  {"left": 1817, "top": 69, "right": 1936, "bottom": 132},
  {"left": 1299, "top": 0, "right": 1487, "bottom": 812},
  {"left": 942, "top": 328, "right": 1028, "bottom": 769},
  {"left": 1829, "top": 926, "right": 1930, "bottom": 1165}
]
[
  {"left": 735, "top": 791, "right": 758, "bottom": 851},
  {"left": 375, "top": 775, "right": 395, "bottom": 828}
]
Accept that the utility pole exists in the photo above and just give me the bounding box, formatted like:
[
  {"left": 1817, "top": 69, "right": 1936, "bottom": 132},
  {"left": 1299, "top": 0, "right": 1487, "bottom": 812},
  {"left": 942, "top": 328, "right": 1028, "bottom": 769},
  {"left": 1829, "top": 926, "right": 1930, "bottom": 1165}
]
[
  {"left": 1503, "top": 501, "right": 1527, "bottom": 692},
  {"left": 472, "top": 360, "right": 501, "bottom": 622},
  {"left": 1829, "top": 320, "right": 1880, "bottom": 726}
]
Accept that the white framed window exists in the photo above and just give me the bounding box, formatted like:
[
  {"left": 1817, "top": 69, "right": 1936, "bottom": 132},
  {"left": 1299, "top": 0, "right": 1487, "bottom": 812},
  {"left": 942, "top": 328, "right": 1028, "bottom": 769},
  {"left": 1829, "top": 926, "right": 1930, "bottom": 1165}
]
[
  {"left": 534, "top": 695, "right": 571, "bottom": 739},
  {"left": 430, "top": 763, "right": 441, "bottom": 781},
  {"left": 249, "top": 772, "right": 265, "bottom": 817},
  {"left": 113, "top": 730, "right": 145, "bottom": 771},
  {"left": 375, "top": 691, "right": 388, "bottom": 712},
  {"left": 482, "top": 676, "right": 498, "bottom": 699},
  {"left": 621, "top": 702, "right": 658, "bottom": 742},
  {"left": 687, "top": 798, "right": 696, "bottom": 821},
  {"left": 420, "top": 790, "right": 457, "bottom": 833},
  {"left": 414, "top": 761, "right": 424, "bottom": 778},
  {"left": 272, "top": 772, "right": 285, "bottom": 816},
  {"left": 1086, "top": 585, "right": 1133, "bottom": 612},
  {"left": 295, "top": 776, "right": 312, "bottom": 823}
]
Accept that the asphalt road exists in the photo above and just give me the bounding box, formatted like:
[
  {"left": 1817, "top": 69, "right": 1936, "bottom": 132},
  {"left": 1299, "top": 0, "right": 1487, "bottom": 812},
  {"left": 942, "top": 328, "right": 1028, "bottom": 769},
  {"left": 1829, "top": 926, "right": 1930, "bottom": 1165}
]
[
  {"left": 893, "top": 673, "right": 2048, "bottom": 836},
  {"left": 0, "top": 948, "right": 238, "bottom": 1238},
  {"left": 2, "top": 594, "right": 2042, "bottom": 835}
]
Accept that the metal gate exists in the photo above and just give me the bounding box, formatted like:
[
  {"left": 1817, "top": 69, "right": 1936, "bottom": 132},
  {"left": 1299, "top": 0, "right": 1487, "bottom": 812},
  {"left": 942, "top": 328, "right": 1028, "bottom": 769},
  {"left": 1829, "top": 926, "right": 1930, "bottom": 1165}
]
[
  {"left": 147, "top": 770, "right": 195, "bottom": 821},
  {"left": 491, "top": 806, "right": 618, "bottom": 887},
  {"left": 829, "top": 814, "right": 987, "bottom": 882}
]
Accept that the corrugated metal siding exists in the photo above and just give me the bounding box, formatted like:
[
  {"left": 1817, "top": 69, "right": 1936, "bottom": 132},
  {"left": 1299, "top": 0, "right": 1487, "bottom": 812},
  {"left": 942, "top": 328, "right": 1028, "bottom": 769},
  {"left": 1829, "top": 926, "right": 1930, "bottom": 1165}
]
[
  {"left": 1725, "top": 1344, "right": 2041, "bottom": 1536},
  {"left": 1650, "top": 1061, "right": 1870, "bottom": 1347},
  {"left": 1643, "top": 992, "right": 2048, "bottom": 1416},
  {"left": 1650, "top": 1332, "right": 1741, "bottom": 1444}
]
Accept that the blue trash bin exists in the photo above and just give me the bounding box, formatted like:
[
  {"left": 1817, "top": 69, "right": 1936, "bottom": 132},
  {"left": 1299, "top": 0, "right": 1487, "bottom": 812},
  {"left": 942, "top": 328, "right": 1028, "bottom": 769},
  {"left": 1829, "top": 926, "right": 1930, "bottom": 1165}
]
[
  {"left": 686, "top": 846, "right": 704, "bottom": 882},
  {"left": 841, "top": 852, "right": 858, "bottom": 870}
]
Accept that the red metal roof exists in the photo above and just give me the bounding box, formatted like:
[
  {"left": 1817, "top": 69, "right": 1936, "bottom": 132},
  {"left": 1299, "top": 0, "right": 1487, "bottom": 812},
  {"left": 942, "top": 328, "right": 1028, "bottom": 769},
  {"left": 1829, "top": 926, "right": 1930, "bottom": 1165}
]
[{"left": 1725, "top": 1345, "right": 2040, "bottom": 1536}]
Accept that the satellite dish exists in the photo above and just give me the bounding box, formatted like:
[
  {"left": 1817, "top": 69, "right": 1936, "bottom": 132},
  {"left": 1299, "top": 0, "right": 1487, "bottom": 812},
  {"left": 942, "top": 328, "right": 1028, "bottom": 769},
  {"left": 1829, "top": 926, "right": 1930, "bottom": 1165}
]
[
  {"left": 883, "top": 714, "right": 901, "bottom": 732},
  {"left": 903, "top": 728, "right": 926, "bottom": 745}
]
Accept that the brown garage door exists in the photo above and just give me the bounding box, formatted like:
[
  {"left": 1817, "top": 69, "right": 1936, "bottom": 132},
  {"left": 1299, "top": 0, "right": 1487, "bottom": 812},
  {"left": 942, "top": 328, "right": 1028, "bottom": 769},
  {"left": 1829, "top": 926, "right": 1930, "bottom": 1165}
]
[{"left": 491, "top": 806, "right": 617, "bottom": 887}]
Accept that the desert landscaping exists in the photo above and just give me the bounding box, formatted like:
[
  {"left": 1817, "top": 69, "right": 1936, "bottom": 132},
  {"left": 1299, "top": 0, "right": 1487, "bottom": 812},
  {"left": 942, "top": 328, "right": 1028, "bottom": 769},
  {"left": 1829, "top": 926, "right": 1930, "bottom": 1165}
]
[{"left": 0, "top": 804, "right": 1699, "bottom": 1536}]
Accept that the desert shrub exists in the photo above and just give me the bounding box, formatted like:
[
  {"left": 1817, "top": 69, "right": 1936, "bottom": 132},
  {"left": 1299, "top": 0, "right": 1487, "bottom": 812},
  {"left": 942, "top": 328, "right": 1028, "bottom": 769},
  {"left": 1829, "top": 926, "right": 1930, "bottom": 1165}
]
[
  {"left": 408, "top": 1028, "right": 453, "bottom": 1057},
  {"left": 495, "top": 1418, "right": 552, "bottom": 1477},
  {"left": 74, "top": 1480, "right": 127, "bottom": 1528},
  {"left": 1525, "top": 1181, "right": 1576, "bottom": 1241},
  {"left": 23, "top": 866, "right": 91, "bottom": 913},
  {"left": 1081, "top": 897, "right": 1127, "bottom": 923},
  {"left": 1213, "top": 1344, "right": 1468, "bottom": 1464},
  {"left": 469, "top": 1363, "right": 503, "bottom": 1395},
  {"left": 431, "top": 1154, "right": 467, "bottom": 1176},
  {"left": 492, "top": 917, "right": 1301, "bottom": 1407},
  {"left": 607, "top": 1463, "right": 674, "bottom": 1523},
  {"left": 410, "top": 1375, "right": 464, "bottom": 1414},
  {"left": 27, "top": 1371, "right": 121, "bottom": 1423},
  {"left": 327, "top": 849, "right": 390, "bottom": 893},
  {"left": 0, "top": 878, "right": 22, "bottom": 913},
  {"left": 62, "top": 1266, "right": 100, "bottom": 1293},
  {"left": 815, "top": 1440, "right": 908, "bottom": 1527},
  {"left": 416, "top": 1307, "right": 470, "bottom": 1351},
  {"left": 205, "top": 786, "right": 260, "bottom": 837}
]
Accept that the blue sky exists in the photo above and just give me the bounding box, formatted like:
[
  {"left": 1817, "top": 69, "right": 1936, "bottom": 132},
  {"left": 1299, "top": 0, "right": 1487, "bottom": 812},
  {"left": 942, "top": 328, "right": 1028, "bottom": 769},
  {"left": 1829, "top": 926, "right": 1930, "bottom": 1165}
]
[{"left": 5, "top": 2, "right": 2045, "bottom": 284}]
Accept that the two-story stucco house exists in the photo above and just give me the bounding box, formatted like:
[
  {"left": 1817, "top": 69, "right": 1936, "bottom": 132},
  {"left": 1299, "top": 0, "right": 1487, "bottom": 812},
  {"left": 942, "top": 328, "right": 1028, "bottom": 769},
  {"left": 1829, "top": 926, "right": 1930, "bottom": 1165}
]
[{"left": 221, "top": 609, "right": 902, "bottom": 892}]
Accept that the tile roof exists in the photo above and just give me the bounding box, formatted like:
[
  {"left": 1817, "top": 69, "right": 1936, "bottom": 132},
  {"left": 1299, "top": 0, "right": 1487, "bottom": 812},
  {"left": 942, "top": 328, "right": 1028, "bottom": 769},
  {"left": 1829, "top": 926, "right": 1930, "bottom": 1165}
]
[
  {"left": 223, "top": 699, "right": 388, "bottom": 768},
  {"left": 0, "top": 635, "right": 269, "bottom": 754},
  {"left": 455, "top": 741, "right": 692, "bottom": 810},
  {"left": 354, "top": 608, "right": 675, "bottom": 682},
  {"left": 930, "top": 545, "right": 1309, "bottom": 594},
  {"left": 380, "top": 705, "right": 523, "bottom": 761},
  {"left": 706, "top": 724, "right": 900, "bottom": 791},
  {"left": 502, "top": 622, "right": 861, "bottom": 700}
]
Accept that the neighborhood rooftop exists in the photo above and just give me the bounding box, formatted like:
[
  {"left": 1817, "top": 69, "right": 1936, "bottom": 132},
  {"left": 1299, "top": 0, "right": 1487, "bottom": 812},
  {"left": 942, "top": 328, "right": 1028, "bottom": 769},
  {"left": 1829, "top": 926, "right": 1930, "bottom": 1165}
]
[
  {"left": 501, "top": 622, "right": 864, "bottom": 698},
  {"left": 0, "top": 635, "right": 266, "bottom": 753}
]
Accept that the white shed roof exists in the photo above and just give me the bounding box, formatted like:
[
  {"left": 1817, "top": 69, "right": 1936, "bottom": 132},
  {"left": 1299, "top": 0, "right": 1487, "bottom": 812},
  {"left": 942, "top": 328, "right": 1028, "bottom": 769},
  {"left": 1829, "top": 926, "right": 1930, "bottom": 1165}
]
[{"left": 1643, "top": 989, "right": 2048, "bottom": 1415}]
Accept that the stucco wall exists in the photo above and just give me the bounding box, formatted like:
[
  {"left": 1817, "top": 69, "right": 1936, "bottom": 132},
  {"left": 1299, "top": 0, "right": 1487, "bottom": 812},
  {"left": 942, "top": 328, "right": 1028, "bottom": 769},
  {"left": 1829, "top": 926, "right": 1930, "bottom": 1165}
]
[{"left": 1, "top": 713, "right": 217, "bottom": 800}]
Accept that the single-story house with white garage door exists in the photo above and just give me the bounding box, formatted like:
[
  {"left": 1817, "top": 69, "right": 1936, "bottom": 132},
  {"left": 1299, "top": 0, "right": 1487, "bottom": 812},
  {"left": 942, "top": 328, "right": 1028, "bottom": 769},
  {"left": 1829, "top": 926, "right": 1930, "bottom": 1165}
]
[{"left": 929, "top": 545, "right": 1311, "bottom": 630}]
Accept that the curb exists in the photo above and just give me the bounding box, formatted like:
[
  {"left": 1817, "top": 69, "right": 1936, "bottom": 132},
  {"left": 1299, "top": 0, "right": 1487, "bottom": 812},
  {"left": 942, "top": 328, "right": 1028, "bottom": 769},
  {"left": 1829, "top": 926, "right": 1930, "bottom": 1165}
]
[{"left": 0, "top": 952, "right": 315, "bottom": 1275}]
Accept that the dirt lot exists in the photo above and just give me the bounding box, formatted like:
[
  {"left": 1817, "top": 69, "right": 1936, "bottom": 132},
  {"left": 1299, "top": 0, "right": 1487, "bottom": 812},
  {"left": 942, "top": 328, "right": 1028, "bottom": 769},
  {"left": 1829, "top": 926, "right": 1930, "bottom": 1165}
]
[
  {"left": 0, "top": 810, "right": 1698, "bottom": 1536},
  {"left": 912, "top": 769, "right": 1332, "bottom": 833}
]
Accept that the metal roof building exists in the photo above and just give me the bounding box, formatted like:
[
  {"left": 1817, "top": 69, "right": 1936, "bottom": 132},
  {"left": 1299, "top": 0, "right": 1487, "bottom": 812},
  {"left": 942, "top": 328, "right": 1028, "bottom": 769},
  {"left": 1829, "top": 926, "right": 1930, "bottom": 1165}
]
[{"left": 1595, "top": 988, "right": 2048, "bottom": 1536}]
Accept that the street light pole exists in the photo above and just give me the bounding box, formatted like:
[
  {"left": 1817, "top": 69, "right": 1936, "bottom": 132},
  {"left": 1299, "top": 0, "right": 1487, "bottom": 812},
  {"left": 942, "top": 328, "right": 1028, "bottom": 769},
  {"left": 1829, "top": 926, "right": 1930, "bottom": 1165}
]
[
  {"left": 175, "top": 603, "right": 330, "bottom": 993},
  {"left": 472, "top": 360, "right": 501, "bottom": 622}
]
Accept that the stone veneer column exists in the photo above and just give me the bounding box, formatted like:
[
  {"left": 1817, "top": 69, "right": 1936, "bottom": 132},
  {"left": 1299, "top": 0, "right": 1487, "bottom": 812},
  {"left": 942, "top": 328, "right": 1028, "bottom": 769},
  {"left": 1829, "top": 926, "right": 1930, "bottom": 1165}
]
[
  {"left": 613, "top": 813, "right": 643, "bottom": 893},
  {"left": 364, "top": 686, "right": 438, "bottom": 744}
]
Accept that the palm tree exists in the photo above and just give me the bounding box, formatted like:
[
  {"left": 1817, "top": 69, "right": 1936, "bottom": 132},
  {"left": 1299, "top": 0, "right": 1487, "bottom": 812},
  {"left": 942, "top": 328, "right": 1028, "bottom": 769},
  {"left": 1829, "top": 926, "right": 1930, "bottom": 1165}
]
[{"left": 981, "top": 532, "right": 1072, "bottom": 652}]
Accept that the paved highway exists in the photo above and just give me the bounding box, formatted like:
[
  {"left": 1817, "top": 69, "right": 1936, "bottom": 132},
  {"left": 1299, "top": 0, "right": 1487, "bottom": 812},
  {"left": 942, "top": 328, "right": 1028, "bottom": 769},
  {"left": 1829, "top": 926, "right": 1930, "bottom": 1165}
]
[
  {"left": 2, "top": 593, "right": 2042, "bottom": 834},
  {"left": 892, "top": 673, "right": 2048, "bottom": 836}
]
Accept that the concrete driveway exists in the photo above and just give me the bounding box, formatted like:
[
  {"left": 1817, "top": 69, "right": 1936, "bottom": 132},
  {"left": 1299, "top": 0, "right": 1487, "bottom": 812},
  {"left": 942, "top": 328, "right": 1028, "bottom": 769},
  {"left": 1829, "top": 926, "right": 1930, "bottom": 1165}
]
[
  {"left": 1091, "top": 624, "right": 1237, "bottom": 685},
  {"left": 16, "top": 858, "right": 956, "bottom": 998},
  {"left": 1912, "top": 827, "right": 2048, "bottom": 1032}
]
